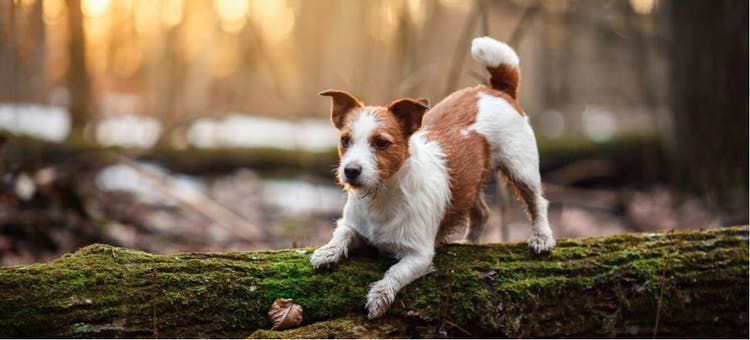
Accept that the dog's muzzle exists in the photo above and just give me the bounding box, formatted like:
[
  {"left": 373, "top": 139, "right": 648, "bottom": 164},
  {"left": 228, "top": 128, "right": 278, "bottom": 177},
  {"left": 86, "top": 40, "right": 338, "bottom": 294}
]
[{"left": 343, "top": 164, "right": 362, "bottom": 186}]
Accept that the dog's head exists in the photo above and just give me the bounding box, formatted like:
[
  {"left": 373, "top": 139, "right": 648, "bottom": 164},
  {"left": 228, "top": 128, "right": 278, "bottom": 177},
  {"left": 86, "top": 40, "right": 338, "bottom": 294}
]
[{"left": 320, "top": 89, "right": 429, "bottom": 192}]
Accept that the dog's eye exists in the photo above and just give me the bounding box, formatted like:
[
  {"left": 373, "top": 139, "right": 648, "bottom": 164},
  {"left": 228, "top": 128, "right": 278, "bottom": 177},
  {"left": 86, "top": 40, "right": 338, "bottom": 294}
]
[
  {"left": 374, "top": 138, "right": 391, "bottom": 150},
  {"left": 340, "top": 136, "right": 351, "bottom": 147}
]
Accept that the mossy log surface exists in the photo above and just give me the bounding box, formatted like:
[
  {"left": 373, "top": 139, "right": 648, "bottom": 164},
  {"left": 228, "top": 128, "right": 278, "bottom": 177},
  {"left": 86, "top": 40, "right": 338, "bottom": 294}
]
[{"left": 0, "top": 226, "right": 747, "bottom": 338}]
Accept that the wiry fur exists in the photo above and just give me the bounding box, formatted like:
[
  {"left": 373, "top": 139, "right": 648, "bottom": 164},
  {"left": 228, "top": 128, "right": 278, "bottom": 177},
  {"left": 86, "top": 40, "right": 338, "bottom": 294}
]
[
  {"left": 471, "top": 36, "right": 519, "bottom": 67},
  {"left": 468, "top": 92, "right": 555, "bottom": 252},
  {"left": 336, "top": 109, "right": 382, "bottom": 190},
  {"left": 312, "top": 36, "right": 555, "bottom": 319},
  {"left": 472, "top": 36, "right": 522, "bottom": 99}
]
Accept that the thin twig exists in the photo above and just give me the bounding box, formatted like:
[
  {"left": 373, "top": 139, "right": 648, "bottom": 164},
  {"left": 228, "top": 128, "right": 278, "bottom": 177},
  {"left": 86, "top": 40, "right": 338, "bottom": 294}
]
[
  {"left": 151, "top": 269, "right": 159, "bottom": 339},
  {"left": 652, "top": 228, "right": 675, "bottom": 338},
  {"left": 479, "top": 0, "right": 489, "bottom": 36},
  {"left": 443, "top": 319, "right": 472, "bottom": 336}
]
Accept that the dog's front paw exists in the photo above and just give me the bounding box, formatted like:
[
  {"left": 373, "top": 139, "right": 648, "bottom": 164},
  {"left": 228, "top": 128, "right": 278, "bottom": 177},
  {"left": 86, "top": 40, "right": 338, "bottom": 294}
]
[
  {"left": 365, "top": 280, "right": 396, "bottom": 319},
  {"left": 528, "top": 232, "right": 556, "bottom": 254},
  {"left": 310, "top": 244, "right": 343, "bottom": 269}
]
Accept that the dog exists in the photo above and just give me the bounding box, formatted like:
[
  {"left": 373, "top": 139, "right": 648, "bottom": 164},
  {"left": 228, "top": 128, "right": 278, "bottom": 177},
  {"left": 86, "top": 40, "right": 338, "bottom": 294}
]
[{"left": 310, "top": 36, "right": 556, "bottom": 319}]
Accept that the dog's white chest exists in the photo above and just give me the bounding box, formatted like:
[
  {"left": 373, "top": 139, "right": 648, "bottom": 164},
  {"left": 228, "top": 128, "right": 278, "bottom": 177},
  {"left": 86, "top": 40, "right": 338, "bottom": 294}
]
[
  {"left": 345, "top": 200, "right": 414, "bottom": 255},
  {"left": 341, "top": 132, "right": 451, "bottom": 257}
]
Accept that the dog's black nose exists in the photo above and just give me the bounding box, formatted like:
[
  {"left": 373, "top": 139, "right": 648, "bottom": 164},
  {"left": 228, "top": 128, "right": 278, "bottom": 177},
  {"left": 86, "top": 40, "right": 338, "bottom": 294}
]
[{"left": 344, "top": 165, "right": 362, "bottom": 180}]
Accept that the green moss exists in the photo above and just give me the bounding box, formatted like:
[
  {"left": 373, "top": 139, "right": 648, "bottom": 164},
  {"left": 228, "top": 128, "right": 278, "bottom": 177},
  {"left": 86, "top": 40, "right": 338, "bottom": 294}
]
[
  {"left": 0, "top": 227, "right": 747, "bottom": 338},
  {"left": 248, "top": 314, "right": 434, "bottom": 338},
  {"left": 69, "top": 322, "right": 94, "bottom": 334}
]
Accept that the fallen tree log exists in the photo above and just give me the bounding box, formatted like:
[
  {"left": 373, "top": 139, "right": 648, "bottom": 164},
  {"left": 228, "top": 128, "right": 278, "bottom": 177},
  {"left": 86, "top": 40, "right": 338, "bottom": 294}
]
[
  {"left": 4, "top": 132, "right": 668, "bottom": 184},
  {"left": 0, "top": 226, "right": 747, "bottom": 338}
]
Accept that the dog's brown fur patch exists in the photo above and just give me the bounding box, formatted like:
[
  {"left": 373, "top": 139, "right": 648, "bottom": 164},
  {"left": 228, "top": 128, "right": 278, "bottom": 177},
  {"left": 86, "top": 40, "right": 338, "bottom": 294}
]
[
  {"left": 370, "top": 107, "right": 413, "bottom": 181},
  {"left": 320, "top": 90, "right": 364, "bottom": 129},
  {"left": 486, "top": 64, "right": 521, "bottom": 100},
  {"left": 422, "top": 86, "right": 490, "bottom": 241},
  {"left": 423, "top": 85, "right": 526, "bottom": 241}
]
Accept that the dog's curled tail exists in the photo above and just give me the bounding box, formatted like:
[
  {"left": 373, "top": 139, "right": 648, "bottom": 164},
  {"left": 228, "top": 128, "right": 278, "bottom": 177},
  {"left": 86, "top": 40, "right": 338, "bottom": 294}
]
[{"left": 471, "top": 36, "right": 520, "bottom": 99}]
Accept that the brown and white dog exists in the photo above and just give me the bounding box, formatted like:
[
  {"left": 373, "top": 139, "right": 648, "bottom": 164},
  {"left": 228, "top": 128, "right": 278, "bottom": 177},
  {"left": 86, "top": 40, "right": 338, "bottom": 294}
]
[{"left": 310, "top": 36, "right": 555, "bottom": 319}]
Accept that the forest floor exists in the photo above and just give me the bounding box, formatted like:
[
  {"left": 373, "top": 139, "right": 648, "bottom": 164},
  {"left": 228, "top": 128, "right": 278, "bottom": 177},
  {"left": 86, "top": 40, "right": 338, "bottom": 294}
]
[{"left": 1, "top": 134, "right": 747, "bottom": 266}]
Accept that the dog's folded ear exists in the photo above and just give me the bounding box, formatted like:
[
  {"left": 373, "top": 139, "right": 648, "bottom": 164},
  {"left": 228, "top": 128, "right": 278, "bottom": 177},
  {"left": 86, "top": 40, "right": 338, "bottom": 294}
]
[
  {"left": 387, "top": 98, "right": 430, "bottom": 137},
  {"left": 320, "top": 89, "right": 363, "bottom": 129}
]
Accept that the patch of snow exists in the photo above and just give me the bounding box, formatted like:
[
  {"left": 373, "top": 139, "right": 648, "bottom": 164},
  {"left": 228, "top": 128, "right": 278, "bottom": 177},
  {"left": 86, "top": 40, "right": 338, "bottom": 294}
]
[
  {"left": 95, "top": 163, "right": 205, "bottom": 205},
  {"left": 0, "top": 103, "right": 70, "bottom": 141},
  {"left": 582, "top": 106, "right": 617, "bottom": 142},
  {"left": 187, "top": 114, "right": 337, "bottom": 151},
  {"left": 14, "top": 173, "right": 36, "bottom": 201},
  {"left": 261, "top": 179, "right": 345, "bottom": 216},
  {"left": 96, "top": 115, "right": 162, "bottom": 148}
]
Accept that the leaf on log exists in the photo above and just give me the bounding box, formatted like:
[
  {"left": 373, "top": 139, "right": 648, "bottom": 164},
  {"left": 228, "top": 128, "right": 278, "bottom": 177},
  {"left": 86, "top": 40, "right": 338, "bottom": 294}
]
[{"left": 269, "top": 298, "right": 303, "bottom": 330}]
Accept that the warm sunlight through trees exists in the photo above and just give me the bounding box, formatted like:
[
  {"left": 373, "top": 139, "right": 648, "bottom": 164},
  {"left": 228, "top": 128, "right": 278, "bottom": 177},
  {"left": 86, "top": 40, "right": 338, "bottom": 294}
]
[
  {"left": 2, "top": 0, "right": 681, "bottom": 152},
  {"left": 0, "top": 1, "right": 746, "bottom": 293}
]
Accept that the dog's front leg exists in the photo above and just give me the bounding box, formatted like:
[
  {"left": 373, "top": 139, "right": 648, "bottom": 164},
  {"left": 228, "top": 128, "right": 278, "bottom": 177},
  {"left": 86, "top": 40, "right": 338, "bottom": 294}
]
[
  {"left": 365, "top": 252, "right": 434, "bottom": 319},
  {"left": 310, "top": 220, "right": 360, "bottom": 269}
]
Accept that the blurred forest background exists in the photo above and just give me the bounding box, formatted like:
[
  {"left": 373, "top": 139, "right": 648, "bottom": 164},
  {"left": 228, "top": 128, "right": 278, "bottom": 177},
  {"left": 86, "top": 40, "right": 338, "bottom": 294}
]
[{"left": 0, "top": 0, "right": 747, "bottom": 265}]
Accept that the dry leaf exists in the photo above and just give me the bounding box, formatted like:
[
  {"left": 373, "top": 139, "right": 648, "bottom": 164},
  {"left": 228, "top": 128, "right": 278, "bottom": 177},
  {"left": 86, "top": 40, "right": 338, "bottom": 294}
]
[{"left": 268, "top": 298, "right": 303, "bottom": 330}]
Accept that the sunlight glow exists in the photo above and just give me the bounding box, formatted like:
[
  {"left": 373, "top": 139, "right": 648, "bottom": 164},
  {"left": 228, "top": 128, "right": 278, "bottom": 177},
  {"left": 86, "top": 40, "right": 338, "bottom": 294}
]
[
  {"left": 43, "top": 0, "right": 68, "bottom": 81},
  {"left": 371, "top": 1, "right": 398, "bottom": 43},
  {"left": 214, "top": 0, "right": 249, "bottom": 33},
  {"left": 248, "top": 0, "right": 295, "bottom": 43},
  {"left": 110, "top": 0, "right": 133, "bottom": 14},
  {"left": 214, "top": 0, "right": 249, "bottom": 22},
  {"left": 113, "top": 42, "right": 143, "bottom": 79},
  {"left": 42, "top": 0, "right": 66, "bottom": 25},
  {"left": 135, "top": 0, "right": 161, "bottom": 34},
  {"left": 406, "top": 0, "right": 426, "bottom": 26},
  {"left": 220, "top": 17, "right": 248, "bottom": 33},
  {"left": 82, "top": 0, "right": 113, "bottom": 78},
  {"left": 181, "top": 1, "right": 215, "bottom": 60},
  {"left": 629, "top": 0, "right": 655, "bottom": 15},
  {"left": 371, "top": 0, "right": 425, "bottom": 43},
  {"left": 81, "top": 0, "right": 111, "bottom": 18},
  {"left": 14, "top": 0, "right": 37, "bottom": 8},
  {"left": 212, "top": 38, "right": 240, "bottom": 78},
  {"left": 161, "top": 0, "right": 184, "bottom": 28},
  {"left": 439, "top": 0, "right": 473, "bottom": 12},
  {"left": 384, "top": 1, "right": 396, "bottom": 25}
]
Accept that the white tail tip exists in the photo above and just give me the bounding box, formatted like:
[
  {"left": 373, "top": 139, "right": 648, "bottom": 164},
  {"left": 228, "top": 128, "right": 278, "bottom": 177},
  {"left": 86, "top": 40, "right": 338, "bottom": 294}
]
[{"left": 471, "top": 36, "right": 519, "bottom": 68}]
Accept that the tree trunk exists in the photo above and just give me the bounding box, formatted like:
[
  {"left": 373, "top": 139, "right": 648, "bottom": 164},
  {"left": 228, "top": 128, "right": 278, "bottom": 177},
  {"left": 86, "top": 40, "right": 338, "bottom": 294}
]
[
  {"left": 0, "top": 226, "right": 747, "bottom": 338},
  {"left": 65, "top": 0, "right": 92, "bottom": 140},
  {"left": 666, "top": 0, "right": 749, "bottom": 203}
]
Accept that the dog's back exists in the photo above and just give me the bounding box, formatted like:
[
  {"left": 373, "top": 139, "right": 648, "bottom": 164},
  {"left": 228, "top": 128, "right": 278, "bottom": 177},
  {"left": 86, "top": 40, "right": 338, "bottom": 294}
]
[{"left": 422, "top": 37, "right": 550, "bottom": 247}]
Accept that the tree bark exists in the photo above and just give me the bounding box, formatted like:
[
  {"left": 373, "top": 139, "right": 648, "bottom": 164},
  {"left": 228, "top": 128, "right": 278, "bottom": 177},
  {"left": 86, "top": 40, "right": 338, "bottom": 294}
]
[
  {"left": 0, "top": 226, "right": 747, "bottom": 338},
  {"left": 666, "top": 0, "right": 749, "bottom": 202},
  {"left": 65, "top": 0, "right": 92, "bottom": 140}
]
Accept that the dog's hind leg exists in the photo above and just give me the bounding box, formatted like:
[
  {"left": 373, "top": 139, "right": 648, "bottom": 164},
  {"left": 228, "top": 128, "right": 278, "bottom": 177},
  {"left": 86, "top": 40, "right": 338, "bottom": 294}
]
[
  {"left": 491, "top": 123, "right": 555, "bottom": 254},
  {"left": 465, "top": 192, "right": 489, "bottom": 244},
  {"left": 499, "top": 155, "right": 555, "bottom": 253}
]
